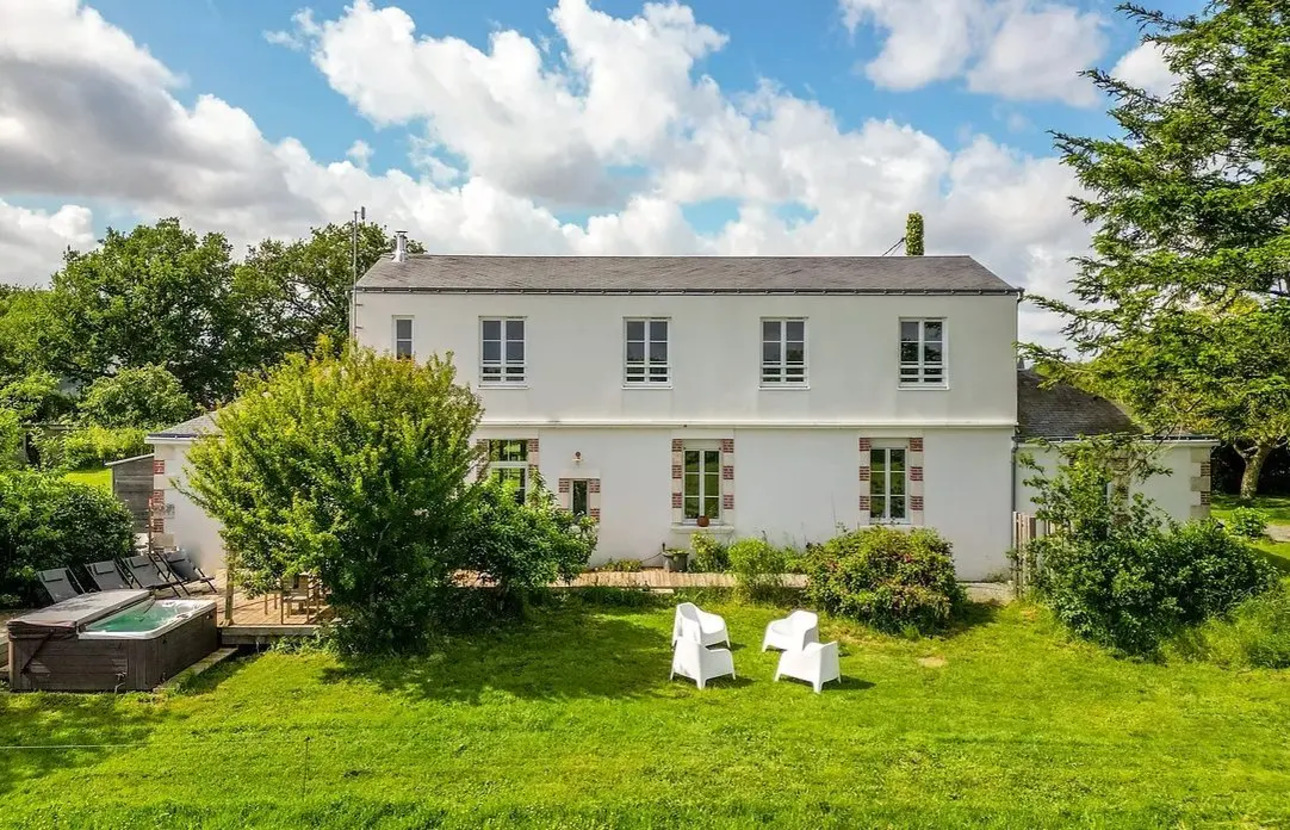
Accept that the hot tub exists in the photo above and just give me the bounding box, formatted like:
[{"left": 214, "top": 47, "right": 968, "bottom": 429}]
[{"left": 7, "top": 590, "right": 217, "bottom": 692}]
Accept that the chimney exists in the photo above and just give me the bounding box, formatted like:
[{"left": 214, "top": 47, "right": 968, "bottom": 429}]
[{"left": 394, "top": 230, "right": 408, "bottom": 263}]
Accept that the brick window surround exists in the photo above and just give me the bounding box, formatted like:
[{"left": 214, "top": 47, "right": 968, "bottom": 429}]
[
  {"left": 859, "top": 435, "right": 924, "bottom": 526},
  {"left": 672, "top": 437, "right": 735, "bottom": 524}
]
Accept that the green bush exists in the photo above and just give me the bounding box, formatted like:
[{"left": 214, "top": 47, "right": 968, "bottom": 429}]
[
  {"left": 1038, "top": 521, "right": 1274, "bottom": 655},
  {"left": 0, "top": 407, "right": 21, "bottom": 470},
  {"left": 1227, "top": 507, "right": 1269, "bottom": 539},
  {"left": 727, "top": 537, "right": 788, "bottom": 597},
  {"left": 1025, "top": 437, "right": 1276, "bottom": 656},
  {"left": 1172, "top": 585, "right": 1290, "bottom": 669},
  {"left": 37, "top": 425, "right": 150, "bottom": 471},
  {"left": 689, "top": 532, "right": 728, "bottom": 573},
  {"left": 805, "top": 526, "right": 964, "bottom": 634},
  {"left": 458, "top": 477, "right": 598, "bottom": 608},
  {"left": 0, "top": 471, "right": 134, "bottom": 607},
  {"left": 186, "top": 341, "right": 487, "bottom": 655}
]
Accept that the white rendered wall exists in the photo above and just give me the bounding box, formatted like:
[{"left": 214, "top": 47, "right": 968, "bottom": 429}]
[
  {"left": 152, "top": 441, "right": 225, "bottom": 573},
  {"left": 482, "top": 425, "right": 1016, "bottom": 579},
  {"left": 1014, "top": 442, "right": 1214, "bottom": 525},
  {"left": 354, "top": 292, "right": 1018, "bottom": 427}
]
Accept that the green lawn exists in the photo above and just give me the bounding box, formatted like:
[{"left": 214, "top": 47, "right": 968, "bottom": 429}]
[
  {"left": 1212, "top": 492, "right": 1290, "bottom": 524},
  {"left": 63, "top": 466, "right": 112, "bottom": 491},
  {"left": 3, "top": 596, "right": 1289, "bottom": 828}
]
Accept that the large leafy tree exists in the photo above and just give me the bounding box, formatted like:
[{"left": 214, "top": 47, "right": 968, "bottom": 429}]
[
  {"left": 234, "top": 223, "right": 423, "bottom": 364},
  {"left": 1027, "top": 1, "right": 1290, "bottom": 498},
  {"left": 0, "top": 288, "right": 67, "bottom": 388},
  {"left": 47, "top": 219, "right": 246, "bottom": 406},
  {"left": 185, "top": 341, "right": 485, "bottom": 653},
  {"left": 78, "top": 364, "right": 194, "bottom": 429}
]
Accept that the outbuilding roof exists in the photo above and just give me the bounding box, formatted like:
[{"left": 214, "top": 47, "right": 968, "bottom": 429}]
[
  {"left": 356, "top": 255, "right": 1019, "bottom": 295},
  {"left": 147, "top": 412, "right": 217, "bottom": 441},
  {"left": 1016, "top": 368, "right": 1140, "bottom": 440}
]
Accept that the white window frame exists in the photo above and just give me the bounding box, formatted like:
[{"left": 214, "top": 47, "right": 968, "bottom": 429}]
[
  {"left": 624, "top": 318, "right": 671, "bottom": 386},
  {"left": 393, "top": 316, "right": 414, "bottom": 359},
  {"left": 899, "top": 318, "right": 947, "bottom": 387},
  {"left": 870, "top": 442, "right": 909, "bottom": 524},
  {"left": 487, "top": 439, "right": 528, "bottom": 503},
  {"left": 480, "top": 317, "right": 526, "bottom": 385},
  {"left": 761, "top": 318, "right": 808, "bottom": 386},
  {"left": 682, "top": 440, "right": 723, "bottom": 524}
]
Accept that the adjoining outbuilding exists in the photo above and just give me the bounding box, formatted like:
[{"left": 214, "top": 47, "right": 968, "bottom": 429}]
[{"left": 1013, "top": 368, "right": 1214, "bottom": 521}]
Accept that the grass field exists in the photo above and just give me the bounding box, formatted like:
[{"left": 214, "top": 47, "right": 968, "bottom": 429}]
[
  {"left": 1212, "top": 493, "right": 1290, "bottom": 524},
  {"left": 3, "top": 594, "right": 1289, "bottom": 829},
  {"left": 63, "top": 466, "right": 111, "bottom": 491}
]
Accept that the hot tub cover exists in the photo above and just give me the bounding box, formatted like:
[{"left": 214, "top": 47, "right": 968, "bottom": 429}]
[{"left": 6, "top": 589, "right": 150, "bottom": 639}]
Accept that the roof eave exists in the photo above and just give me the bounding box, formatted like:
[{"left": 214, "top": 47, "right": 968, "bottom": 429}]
[{"left": 353, "top": 286, "right": 1023, "bottom": 296}]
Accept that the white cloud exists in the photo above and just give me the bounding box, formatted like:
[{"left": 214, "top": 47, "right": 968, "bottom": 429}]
[
  {"left": 0, "top": 0, "right": 1091, "bottom": 346},
  {"left": 840, "top": 0, "right": 985, "bottom": 90},
  {"left": 346, "top": 139, "right": 374, "bottom": 169},
  {"left": 1112, "top": 40, "right": 1176, "bottom": 97},
  {"left": 841, "top": 0, "right": 1106, "bottom": 106},
  {"left": 0, "top": 200, "right": 95, "bottom": 285},
  {"left": 966, "top": 4, "right": 1105, "bottom": 106}
]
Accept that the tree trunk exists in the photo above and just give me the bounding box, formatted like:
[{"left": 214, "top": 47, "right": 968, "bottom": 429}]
[{"left": 1239, "top": 440, "right": 1275, "bottom": 501}]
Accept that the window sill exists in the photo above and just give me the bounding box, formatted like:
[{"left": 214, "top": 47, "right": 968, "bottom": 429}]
[
  {"left": 899, "top": 383, "right": 949, "bottom": 391},
  {"left": 622, "top": 383, "right": 673, "bottom": 390},
  {"left": 479, "top": 383, "right": 529, "bottom": 390},
  {"left": 670, "top": 523, "right": 735, "bottom": 533},
  {"left": 759, "top": 384, "right": 810, "bottom": 391},
  {"left": 869, "top": 520, "right": 912, "bottom": 527}
]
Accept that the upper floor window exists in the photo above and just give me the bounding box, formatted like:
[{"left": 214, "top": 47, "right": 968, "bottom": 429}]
[
  {"left": 900, "top": 319, "right": 945, "bottom": 386},
  {"left": 870, "top": 444, "right": 907, "bottom": 523},
  {"left": 481, "top": 318, "right": 525, "bottom": 384},
  {"left": 761, "top": 318, "right": 806, "bottom": 385},
  {"left": 487, "top": 439, "right": 528, "bottom": 504},
  {"left": 393, "top": 317, "right": 413, "bottom": 359},
  {"left": 625, "top": 318, "right": 670, "bottom": 385}
]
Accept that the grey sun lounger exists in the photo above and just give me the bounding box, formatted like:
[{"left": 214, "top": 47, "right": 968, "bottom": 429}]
[
  {"left": 85, "top": 560, "right": 133, "bottom": 592},
  {"left": 122, "top": 555, "right": 187, "bottom": 597},
  {"left": 161, "top": 550, "right": 216, "bottom": 593},
  {"left": 37, "top": 568, "right": 86, "bottom": 604}
]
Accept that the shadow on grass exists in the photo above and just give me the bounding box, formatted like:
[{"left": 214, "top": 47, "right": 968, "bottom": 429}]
[
  {"left": 0, "top": 692, "right": 158, "bottom": 797},
  {"left": 945, "top": 600, "right": 1002, "bottom": 636},
  {"left": 1254, "top": 547, "right": 1290, "bottom": 576},
  {"left": 321, "top": 604, "right": 679, "bottom": 703}
]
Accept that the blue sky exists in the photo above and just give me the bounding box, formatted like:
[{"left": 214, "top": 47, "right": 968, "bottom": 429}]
[
  {"left": 88, "top": 0, "right": 1188, "bottom": 173},
  {"left": 0, "top": 0, "right": 1204, "bottom": 340}
]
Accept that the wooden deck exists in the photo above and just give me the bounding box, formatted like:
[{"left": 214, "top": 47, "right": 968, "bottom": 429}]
[{"left": 208, "top": 572, "right": 326, "bottom": 645}]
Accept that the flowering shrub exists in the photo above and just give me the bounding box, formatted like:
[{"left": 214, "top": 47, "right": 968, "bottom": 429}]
[{"left": 805, "top": 526, "right": 963, "bottom": 634}]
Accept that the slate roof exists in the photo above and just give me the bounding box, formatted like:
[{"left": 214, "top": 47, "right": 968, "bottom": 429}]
[
  {"left": 147, "top": 413, "right": 217, "bottom": 440},
  {"left": 1017, "top": 369, "right": 1140, "bottom": 439},
  {"left": 356, "top": 255, "right": 1019, "bottom": 295}
]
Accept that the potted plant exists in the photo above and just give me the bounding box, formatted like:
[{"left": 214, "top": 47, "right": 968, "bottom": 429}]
[
  {"left": 663, "top": 547, "right": 689, "bottom": 573},
  {"left": 697, "top": 515, "right": 711, "bottom": 528}
]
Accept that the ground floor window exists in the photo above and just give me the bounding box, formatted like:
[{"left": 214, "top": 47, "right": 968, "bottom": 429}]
[
  {"left": 870, "top": 445, "right": 907, "bottom": 523},
  {"left": 488, "top": 439, "right": 528, "bottom": 504},
  {"left": 683, "top": 443, "right": 721, "bottom": 522},
  {"left": 571, "top": 480, "right": 589, "bottom": 517}
]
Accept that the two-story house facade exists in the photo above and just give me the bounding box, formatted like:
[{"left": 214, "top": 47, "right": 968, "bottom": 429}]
[{"left": 351, "top": 249, "right": 1022, "bottom": 578}]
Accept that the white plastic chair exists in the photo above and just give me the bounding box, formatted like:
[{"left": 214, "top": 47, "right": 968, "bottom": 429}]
[
  {"left": 672, "top": 602, "right": 730, "bottom": 648},
  {"left": 774, "top": 641, "right": 841, "bottom": 693},
  {"left": 761, "top": 609, "right": 820, "bottom": 652},
  {"left": 670, "top": 637, "right": 736, "bottom": 689}
]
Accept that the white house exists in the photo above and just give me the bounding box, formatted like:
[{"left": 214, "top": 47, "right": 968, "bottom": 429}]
[{"left": 147, "top": 249, "right": 1212, "bottom": 580}]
